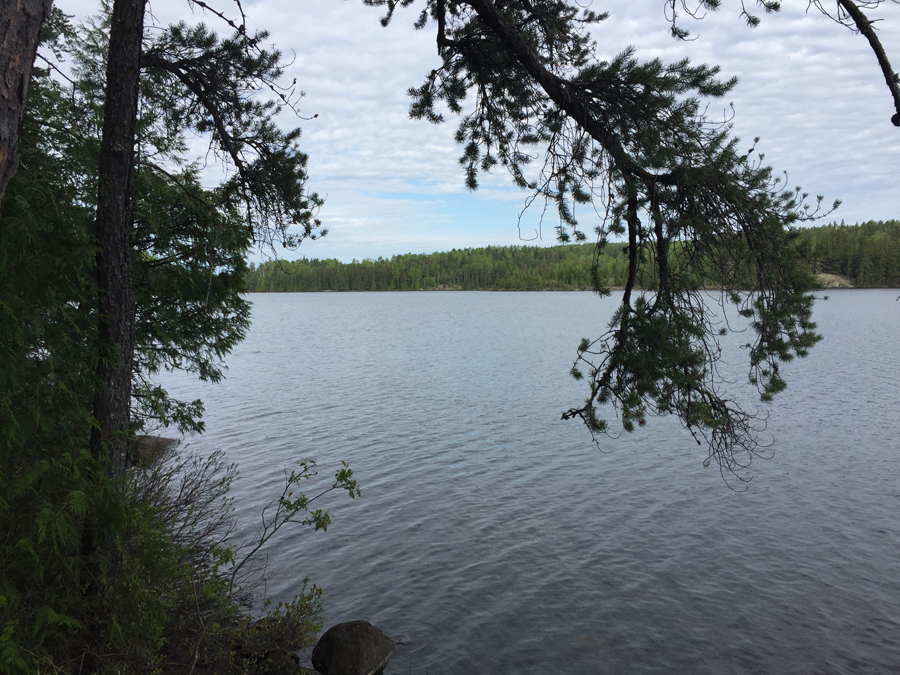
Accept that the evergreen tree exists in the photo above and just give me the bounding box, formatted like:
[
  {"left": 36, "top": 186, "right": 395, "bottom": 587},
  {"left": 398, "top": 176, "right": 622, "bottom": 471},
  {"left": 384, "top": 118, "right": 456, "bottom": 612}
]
[
  {"left": 0, "top": 6, "right": 343, "bottom": 671},
  {"left": 368, "top": 0, "right": 898, "bottom": 477},
  {"left": 0, "top": 0, "right": 54, "bottom": 203}
]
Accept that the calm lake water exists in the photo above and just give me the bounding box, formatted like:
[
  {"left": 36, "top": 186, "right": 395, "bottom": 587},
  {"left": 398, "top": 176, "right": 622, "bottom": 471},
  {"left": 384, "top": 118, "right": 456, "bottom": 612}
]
[{"left": 157, "top": 290, "right": 900, "bottom": 674}]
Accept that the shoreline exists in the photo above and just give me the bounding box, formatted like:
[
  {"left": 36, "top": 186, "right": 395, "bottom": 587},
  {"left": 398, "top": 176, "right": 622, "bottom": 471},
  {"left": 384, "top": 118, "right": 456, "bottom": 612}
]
[{"left": 246, "top": 285, "right": 899, "bottom": 294}]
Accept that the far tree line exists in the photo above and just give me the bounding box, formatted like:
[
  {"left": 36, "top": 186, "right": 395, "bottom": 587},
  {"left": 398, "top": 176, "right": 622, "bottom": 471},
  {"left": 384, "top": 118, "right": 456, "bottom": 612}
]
[{"left": 247, "top": 220, "right": 900, "bottom": 292}]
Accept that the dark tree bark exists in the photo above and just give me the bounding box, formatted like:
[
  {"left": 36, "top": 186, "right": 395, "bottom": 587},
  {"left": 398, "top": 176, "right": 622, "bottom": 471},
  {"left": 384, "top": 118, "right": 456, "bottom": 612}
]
[
  {"left": 834, "top": 0, "right": 900, "bottom": 127},
  {"left": 0, "top": 0, "right": 53, "bottom": 207},
  {"left": 91, "top": 0, "right": 147, "bottom": 480}
]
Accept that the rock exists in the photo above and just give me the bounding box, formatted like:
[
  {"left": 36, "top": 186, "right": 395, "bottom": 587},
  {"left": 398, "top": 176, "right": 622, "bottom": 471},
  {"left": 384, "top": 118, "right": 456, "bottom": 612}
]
[
  {"left": 311, "top": 621, "right": 395, "bottom": 675},
  {"left": 815, "top": 272, "right": 854, "bottom": 289},
  {"left": 131, "top": 435, "right": 178, "bottom": 467}
]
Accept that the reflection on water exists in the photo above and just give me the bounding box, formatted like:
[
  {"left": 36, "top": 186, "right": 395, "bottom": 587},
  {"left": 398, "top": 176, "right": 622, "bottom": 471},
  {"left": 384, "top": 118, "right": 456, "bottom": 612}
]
[{"left": 157, "top": 290, "right": 900, "bottom": 674}]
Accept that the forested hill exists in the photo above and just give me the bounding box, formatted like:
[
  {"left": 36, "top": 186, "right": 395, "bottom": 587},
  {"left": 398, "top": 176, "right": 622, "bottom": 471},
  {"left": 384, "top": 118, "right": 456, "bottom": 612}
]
[
  {"left": 247, "top": 242, "right": 617, "bottom": 292},
  {"left": 801, "top": 220, "right": 900, "bottom": 287},
  {"left": 246, "top": 220, "right": 900, "bottom": 292}
]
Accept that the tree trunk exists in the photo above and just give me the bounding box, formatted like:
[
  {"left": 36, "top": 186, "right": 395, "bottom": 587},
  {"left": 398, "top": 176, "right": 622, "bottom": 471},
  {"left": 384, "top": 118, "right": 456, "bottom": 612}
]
[
  {"left": 835, "top": 0, "right": 900, "bottom": 127},
  {"left": 0, "top": 0, "right": 53, "bottom": 207},
  {"left": 91, "top": 0, "right": 146, "bottom": 480}
]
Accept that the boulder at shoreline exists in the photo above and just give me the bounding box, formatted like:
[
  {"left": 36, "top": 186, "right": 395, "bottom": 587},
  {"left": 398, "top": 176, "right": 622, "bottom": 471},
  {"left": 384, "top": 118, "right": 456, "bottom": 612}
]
[{"left": 310, "top": 621, "right": 395, "bottom": 675}]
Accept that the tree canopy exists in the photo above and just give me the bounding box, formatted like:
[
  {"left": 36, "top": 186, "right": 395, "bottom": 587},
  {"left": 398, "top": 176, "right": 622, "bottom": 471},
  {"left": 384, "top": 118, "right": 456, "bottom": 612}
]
[
  {"left": 363, "top": 0, "right": 898, "bottom": 477},
  {"left": 0, "top": 4, "right": 346, "bottom": 671}
]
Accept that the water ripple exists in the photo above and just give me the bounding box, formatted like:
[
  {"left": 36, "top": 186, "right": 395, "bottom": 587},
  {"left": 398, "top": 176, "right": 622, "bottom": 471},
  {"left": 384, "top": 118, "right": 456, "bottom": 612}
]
[{"left": 156, "top": 290, "right": 900, "bottom": 674}]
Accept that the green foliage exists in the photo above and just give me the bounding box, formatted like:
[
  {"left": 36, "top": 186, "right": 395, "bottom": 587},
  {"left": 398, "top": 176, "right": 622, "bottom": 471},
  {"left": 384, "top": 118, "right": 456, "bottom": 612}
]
[
  {"left": 0, "top": 21, "right": 103, "bottom": 667},
  {"left": 194, "top": 587, "right": 325, "bottom": 675},
  {"left": 140, "top": 19, "right": 327, "bottom": 250},
  {"left": 0, "top": 6, "right": 347, "bottom": 673},
  {"left": 246, "top": 220, "right": 900, "bottom": 294},
  {"left": 797, "top": 220, "right": 900, "bottom": 287},
  {"left": 127, "top": 451, "right": 346, "bottom": 674},
  {"left": 367, "top": 0, "right": 841, "bottom": 479},
  {"left": 131, "top": 168, "right": 252, "bottom": 435},
  {"left": 246, "top": 242, "right": 628, "bottom": 292}
]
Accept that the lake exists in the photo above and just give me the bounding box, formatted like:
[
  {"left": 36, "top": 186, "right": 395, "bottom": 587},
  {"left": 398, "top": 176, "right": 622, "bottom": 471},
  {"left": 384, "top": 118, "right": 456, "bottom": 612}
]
[{"left": 157, "top": 289, "right": 900, "bottom": 674}]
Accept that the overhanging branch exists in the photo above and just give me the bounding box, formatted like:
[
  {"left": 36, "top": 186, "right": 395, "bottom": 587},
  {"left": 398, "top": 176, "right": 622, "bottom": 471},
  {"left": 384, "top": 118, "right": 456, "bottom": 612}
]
[{"left": 833, "top": 0, "right": 900, "bottom": 126}]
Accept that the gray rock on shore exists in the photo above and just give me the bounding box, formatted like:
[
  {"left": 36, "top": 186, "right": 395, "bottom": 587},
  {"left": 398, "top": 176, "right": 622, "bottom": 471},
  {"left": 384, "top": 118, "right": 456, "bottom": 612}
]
[
  {"left": 310, "top": 621, "right": 395, "bottom": 675},
  {"left": 815, "top": 272, "right": 854, "bottom": 288}
]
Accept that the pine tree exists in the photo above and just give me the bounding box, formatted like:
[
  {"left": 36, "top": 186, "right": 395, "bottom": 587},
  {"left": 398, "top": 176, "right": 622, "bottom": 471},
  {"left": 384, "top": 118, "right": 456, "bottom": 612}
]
[
  {"left": 0, "top": 5, "right": 331, "bottom": 669},
  {"left": 0, "top": 0, "right": 53, "bottom": 204},
  {"left": 366, "top": 0, "right": 900, "bottom": 477}
]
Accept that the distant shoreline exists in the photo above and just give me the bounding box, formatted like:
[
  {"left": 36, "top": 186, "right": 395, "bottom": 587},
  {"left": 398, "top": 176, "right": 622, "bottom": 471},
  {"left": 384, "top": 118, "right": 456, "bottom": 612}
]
[
  {"left": 247, "top": 224, "right": 900, "bottom": 293},
  {"left": 247, "top": 285, "right": 898, "bottom": 294},
  {"left": 247, "top": 272, "right": 895, "bottom": 292}
]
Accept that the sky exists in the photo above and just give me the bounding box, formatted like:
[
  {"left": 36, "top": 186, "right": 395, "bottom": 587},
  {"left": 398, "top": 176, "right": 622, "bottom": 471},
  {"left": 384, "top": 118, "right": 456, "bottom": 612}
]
[{"left": 59, "top": 0, "right": 900, "bottom": 262}]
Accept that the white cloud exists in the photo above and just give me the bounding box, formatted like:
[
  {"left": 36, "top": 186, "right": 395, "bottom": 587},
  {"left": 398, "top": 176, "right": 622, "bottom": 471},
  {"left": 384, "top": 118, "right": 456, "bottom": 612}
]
[{"left": 56, "top": 0, "right": 900, "bottom": 260}]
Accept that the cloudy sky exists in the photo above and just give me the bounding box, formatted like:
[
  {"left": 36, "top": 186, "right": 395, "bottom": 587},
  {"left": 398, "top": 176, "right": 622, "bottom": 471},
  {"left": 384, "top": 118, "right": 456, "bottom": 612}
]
[{"left": 60, "top": 0, "right": 900, "bottom": 261}]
